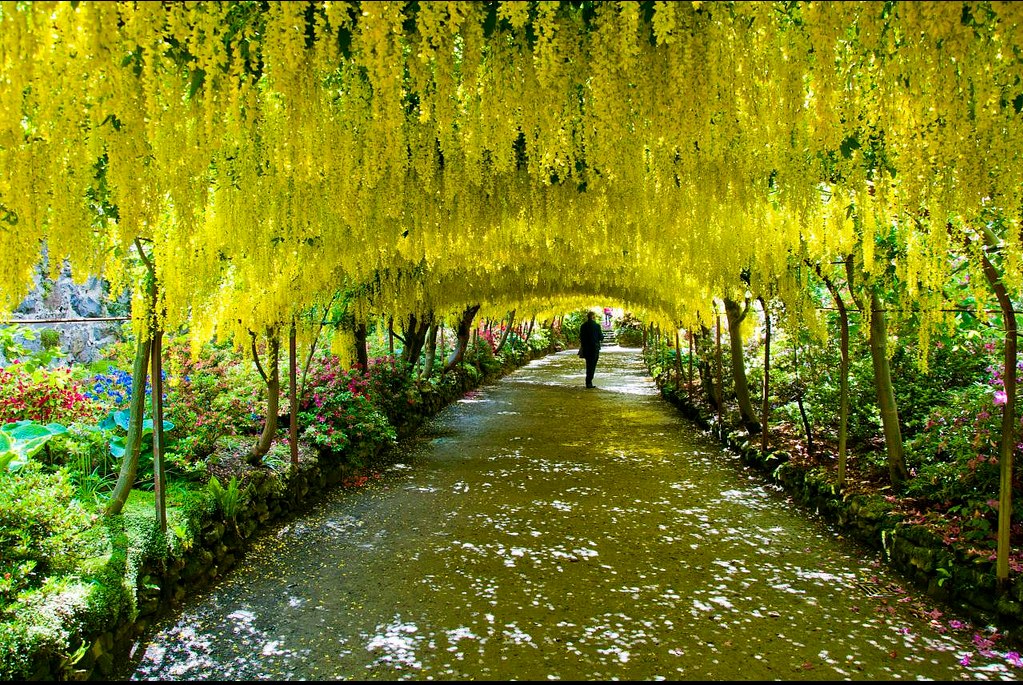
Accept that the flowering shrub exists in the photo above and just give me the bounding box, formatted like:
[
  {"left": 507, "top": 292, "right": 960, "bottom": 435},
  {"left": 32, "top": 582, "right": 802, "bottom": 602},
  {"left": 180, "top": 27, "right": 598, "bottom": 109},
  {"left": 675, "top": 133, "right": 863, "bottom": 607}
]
[
  {"left": 465, "top": 338, "right": 503, "bottom": 377},
  {"left": 0, "top": 363, "right": 102, "bottom": 424},
  {"left": 906, "top": 375, "right": 1023, "bottom": 543},
  {"left": 366, "top": 356, "right": 420, "bottom": 426},
  {"left": 82, "top": 369, "right": 133, "bottom": 408},
  {"left": 162, "top": 338, "right": 267, "bottom": 460},
  {"left": 300, "top": 354, "right": 396, "bottom": 463}
]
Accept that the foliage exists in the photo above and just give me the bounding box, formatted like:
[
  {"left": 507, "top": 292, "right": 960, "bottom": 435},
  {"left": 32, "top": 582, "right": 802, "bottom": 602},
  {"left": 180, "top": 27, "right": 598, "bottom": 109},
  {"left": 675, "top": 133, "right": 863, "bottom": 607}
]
[
  {"left": 614, "top": 312, "right": 645, "bottom": 348},
  {"left": 206, "top": 475, "right": 244, "bottom": 520},
  {"left": 46, "top": 422, "right": 117, "bottom": 494},
  {"left": 0, "top": 362, "right": 102, "bottom": 425},
  {"left": 0, "top": 420, "right": 67, "bottom": 473},
  {"left": 0, "top": 325, "right": 60, "bottom": 372},
  {"left": 299, "top": 354, "right": 396, "bottom": 463},
  {"left": 465, "top": 336, "right": 504, "bottom": 377},
  {"left": 905, "top": 381, "right": 1021, "bottom": 512},
  {"left": 98, "top": 408, "right": 175, "bottom": 461},
  {"left": 0, "top": 463, "right": 93, "bottom": 610},
  {"left": 560, "top": 310, "right": 592, "bottom": 346},
  {"left": 365, "top": 356, "right": 420, "bottom": 427}
]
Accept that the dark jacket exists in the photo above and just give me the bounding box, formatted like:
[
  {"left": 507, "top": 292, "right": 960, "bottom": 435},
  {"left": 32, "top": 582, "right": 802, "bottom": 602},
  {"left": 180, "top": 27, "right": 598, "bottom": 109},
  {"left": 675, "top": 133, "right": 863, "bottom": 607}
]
[{"left": 579, "top": 319, "right": 604, "bottom": 358}]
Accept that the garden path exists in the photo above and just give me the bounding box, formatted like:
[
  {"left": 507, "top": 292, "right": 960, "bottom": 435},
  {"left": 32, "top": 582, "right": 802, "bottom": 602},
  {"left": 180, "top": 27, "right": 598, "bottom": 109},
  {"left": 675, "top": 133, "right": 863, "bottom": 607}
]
[{"left": 125, "top": 348, "right": 1018, "bottom": 680}]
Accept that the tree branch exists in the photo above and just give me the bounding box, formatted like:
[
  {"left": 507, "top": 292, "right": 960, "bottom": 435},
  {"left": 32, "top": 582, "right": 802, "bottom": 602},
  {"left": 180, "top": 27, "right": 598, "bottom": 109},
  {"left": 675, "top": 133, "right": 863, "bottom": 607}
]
[{"left": 250, "top": 329, "right": 268, "bottom": 384}]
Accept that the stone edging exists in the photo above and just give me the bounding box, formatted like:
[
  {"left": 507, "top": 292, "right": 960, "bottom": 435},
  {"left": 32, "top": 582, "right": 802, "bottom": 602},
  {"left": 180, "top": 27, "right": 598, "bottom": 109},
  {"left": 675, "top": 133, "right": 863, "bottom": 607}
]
[{"left": 655, "top": 380, "right": 1023, "bottom": 645}]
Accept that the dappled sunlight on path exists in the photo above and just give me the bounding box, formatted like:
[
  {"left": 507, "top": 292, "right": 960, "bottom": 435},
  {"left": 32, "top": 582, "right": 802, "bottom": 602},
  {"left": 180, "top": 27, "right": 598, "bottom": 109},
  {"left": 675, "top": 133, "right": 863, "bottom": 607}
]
[{"left": 126, "top": 349, "right": 1018, "bottom": 681}]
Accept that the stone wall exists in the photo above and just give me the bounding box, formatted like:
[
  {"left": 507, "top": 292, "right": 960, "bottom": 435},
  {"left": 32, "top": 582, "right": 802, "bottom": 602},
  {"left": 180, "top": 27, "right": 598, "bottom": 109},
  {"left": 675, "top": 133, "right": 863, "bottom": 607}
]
[{"left": 5, "top": 260, "right": 127, "bottom": 365}]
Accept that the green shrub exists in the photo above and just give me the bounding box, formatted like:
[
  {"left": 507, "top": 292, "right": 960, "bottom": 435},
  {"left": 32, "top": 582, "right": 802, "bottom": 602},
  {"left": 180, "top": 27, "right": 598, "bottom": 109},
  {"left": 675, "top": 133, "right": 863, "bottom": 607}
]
[
  {"left": 0, "top": 464, "right": 93, "bottom": 610},
  {"left": 466, "top": 337, "right": 503, "bottom": 377},
  {"left": 614, "top": 311, "right": 645, "bottom": 347},
  {"left": 366, "top": 356, "right": 419, "bottom": 426},
  {"left": 39, "top": 329, "right": 60, "bottom": 351}
]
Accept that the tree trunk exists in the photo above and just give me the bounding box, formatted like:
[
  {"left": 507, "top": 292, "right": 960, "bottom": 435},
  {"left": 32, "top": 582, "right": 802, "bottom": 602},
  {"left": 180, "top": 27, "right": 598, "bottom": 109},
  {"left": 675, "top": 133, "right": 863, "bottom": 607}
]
[
  {"left": 978, "top": 242, "right": 1018, "bottom": 587},
  {"left": 792, "top": 341, "right": 815, "bottom": 456},
  {"left": 289, "top": 321, "right": 298, "bottom": 469},
  {"left": 106, "top": 241, "right": 157, "bottom": 517},
  {"left": 400, "top": 312, "right": 431, "bottom": 368},
  {"left": 151, "top": 329, "right": 166, "bottom": 532},
  {"left": 105, "top": 336, "right": 153, "bottom": 515},
  {"left": 443, "top": 304, "right": 481, "bottom": 372},
  {"left": 688, "top": 332, "right": 694, "bottom": 403},
  {"left": 249, "top": 328, "right": 280, "bottom": 465},
  {"left": 353, "top": 321, "right": 369, "bottom": 371},
  {"left": 758, "top": 297, "right": 771, "bottom": 455},
  {"left": 845, "top": 258, "right": 909, "bottom": 488},
  {"left": 724, "top": 297, "right": 761, "bottom": 435},
  {"left": 496, "top": 309, "right": 516, "bottom": 352},
  {"left": 715, "top": 312, "right": 724, "bottom": 438},
  {"left": 422, "top": 323, "right": 439, "bottom": 379},
  {"left": 674, "top": 328, "right": 682, "bottom": 393},
  {"left": 696, "top": 326, "right": 717, "bottom": 410},
  {"left": 820, "top": 273, "right": 850, "bottom": 487},
  {"left": 868, "top": 292, "right": 909, "bottom": 486}
]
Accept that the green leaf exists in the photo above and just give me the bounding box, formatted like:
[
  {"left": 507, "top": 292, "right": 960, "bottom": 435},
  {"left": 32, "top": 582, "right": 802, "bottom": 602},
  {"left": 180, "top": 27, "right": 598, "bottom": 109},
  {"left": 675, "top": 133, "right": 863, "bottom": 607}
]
[
  {"left": 6, "top": 422, "right": 54, "bottom": 441},
  {"left": 0, "top": 431, "right": 11, "bottom": 453},
  {"left": 113, "top": 409, "right": 131, "bottom": 432},
  {"left": 45, "top": 423, "right": 67, "bottom": 435},
  {"left": 109, "top": 436, "right": 126, "bottom": 459},
  {"left": 19, "top": 436, "right": 52, "bottom": 459}
]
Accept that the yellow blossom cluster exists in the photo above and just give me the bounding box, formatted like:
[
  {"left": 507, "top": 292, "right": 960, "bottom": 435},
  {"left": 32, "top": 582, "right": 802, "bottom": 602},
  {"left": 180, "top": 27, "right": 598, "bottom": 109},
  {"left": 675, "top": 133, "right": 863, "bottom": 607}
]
[{"left": 0, "top": 1, "right": 1020, "bottom": 341}]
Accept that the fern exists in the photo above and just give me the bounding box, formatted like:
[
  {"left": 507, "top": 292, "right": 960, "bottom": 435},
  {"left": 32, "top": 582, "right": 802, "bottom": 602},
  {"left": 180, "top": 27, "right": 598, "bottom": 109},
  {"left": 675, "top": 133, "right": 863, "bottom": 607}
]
[{"left": 207, "top": 476, "right": 243, "bottom": 519}]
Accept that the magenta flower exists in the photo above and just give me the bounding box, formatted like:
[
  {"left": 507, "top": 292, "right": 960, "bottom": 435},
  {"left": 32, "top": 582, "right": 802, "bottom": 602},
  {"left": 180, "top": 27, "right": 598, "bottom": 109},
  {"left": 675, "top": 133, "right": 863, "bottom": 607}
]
[
  {"left": 959, "top": 653, "right": 971, "bottom": 666},
  {"left": 949, "top": 620, "right": 965, "bottom": 630},
  {"left": 1006, "top": 652, "right": 1023, "bottom": 668},
  {"left": 994, "top": 390, "right": 1008, "bottom": 406}
]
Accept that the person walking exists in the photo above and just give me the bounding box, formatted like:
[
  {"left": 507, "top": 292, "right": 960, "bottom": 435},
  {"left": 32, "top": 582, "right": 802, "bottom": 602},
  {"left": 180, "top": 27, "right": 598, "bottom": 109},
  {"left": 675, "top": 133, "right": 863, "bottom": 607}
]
[{"left": 578, "top": 311, "right": 605, "bottom": 388}]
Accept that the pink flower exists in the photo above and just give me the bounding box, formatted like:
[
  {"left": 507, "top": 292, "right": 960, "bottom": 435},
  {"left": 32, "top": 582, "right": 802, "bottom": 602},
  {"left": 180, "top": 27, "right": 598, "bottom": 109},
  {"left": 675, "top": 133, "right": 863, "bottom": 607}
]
[
  {"left": 949, "top": 620, "right": 965, "bottom": 630},
  {"left": 1006, "top": 651, "right": 1023, "bottom": 668},
  {"left": 959, "top": 653, "right": 971, "bottom": 666},
  {"left": 994, "top": 390, "right": 1008, "bottom": 406}
]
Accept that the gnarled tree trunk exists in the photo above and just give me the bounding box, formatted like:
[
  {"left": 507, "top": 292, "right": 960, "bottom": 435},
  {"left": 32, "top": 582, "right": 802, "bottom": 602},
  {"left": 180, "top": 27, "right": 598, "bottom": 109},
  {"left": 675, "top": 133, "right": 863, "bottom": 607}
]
[
  {"left": 400, "top": 312, "right": 432, "bottom": 368},
  {"left": 422, "top": 323, "right": 440, "bottom": 379},
  {"left": 443, "top": 304, "right": 481, "bottom": 372},
  {"left": 724, "top": 297, "right": 761, "bottom": 435},
  {"left": 353, "top": 321, "right": 369, "bottom": 371},
  {"left": 248, "top": 327, "right": 281, "bottom": 466}
]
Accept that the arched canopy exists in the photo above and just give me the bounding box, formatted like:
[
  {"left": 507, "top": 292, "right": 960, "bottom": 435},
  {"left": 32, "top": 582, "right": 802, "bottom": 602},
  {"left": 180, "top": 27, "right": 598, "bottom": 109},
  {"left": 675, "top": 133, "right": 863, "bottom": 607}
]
[{"left": 1, "top": 1, "right": 1021, "bottom": 338}]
